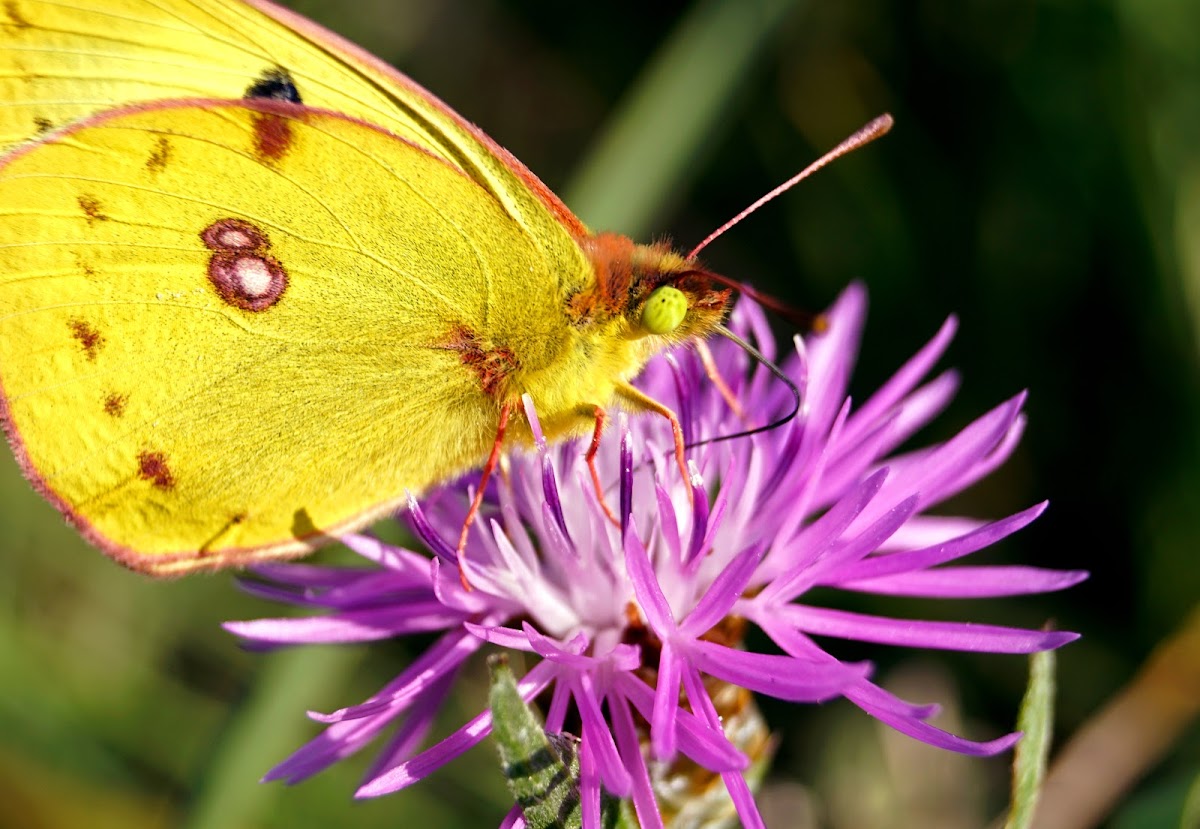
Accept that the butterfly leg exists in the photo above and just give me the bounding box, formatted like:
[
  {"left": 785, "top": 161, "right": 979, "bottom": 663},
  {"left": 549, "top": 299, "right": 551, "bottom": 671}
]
[
  {"left": 613, "top": 382, "right": 691, "bottom": 491},
  {"left": 586, "top": 406, "right": 620, "bottom": 526},
  {"left": 696, "top": 340, "right": 746, "bottom": 421},
  {"left": 458, "top": 400, "right": 514, "bottom": 565}
]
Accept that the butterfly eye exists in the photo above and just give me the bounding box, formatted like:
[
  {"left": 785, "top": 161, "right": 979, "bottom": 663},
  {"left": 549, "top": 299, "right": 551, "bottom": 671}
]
[{"left": 641, "top": 285, "right": 688, "bottom": 335}]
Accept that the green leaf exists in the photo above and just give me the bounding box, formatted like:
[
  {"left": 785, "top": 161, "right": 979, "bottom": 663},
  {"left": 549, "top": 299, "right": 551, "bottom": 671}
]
[
  {"left": 1005, "top": 645, "right": 1057, "bottom": 829},
  {"left": 1181, "top": 770, "right": 1200, "bottom": 829},
  {"left": 488, "top": 656, "right": 630, "bottom": 829}
]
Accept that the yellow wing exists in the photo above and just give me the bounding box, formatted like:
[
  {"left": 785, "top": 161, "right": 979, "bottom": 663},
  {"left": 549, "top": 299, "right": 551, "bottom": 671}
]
[
  {"left": 0, "top": 99, "right": 567, "bottom": 574},
  {"left": 0, "top": 0, "right": 590, "bottom": 272}
]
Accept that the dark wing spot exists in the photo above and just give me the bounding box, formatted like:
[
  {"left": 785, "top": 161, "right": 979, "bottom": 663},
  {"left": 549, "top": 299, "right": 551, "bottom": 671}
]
[
  {"left": 200, "top": 218, "right": 287, "bottom": 311},
  {"left": 68, "top": 319, "right": 104, "bottom": 360},
  {"left": 245, "top": 67, "right": 302, "bottom": 104},
  {"left": 77, "top": 194, "right": 108, "bottom": 224},
  {"left": 251, "top": 111, "right": 294, "bottom": 163},
  {"left": 137, "top": 451, "right": 175, "bottom": 491},
  {"left": 103, "top": 393, "right": 126, "bottom": 417},
  {"left": 74, "top": 254, "right": 96, "bottom": 278},
  {"left": 201, "top": 217, "right": 267, "bottom": 251},
  {"left": 438, "top": 326, "right": 519, "bottom": 399},
  {"left": 33, "top": 116, "right": 52, "bottom": 134},
  {"left": 146, "top": 136, "right": 171, "bottom": 173},
  {"left": 3, "top": 1, "right": 29, "bottom": 28},
  {"left": 207, "top": 251, "right": 287, "bottom": 311}
]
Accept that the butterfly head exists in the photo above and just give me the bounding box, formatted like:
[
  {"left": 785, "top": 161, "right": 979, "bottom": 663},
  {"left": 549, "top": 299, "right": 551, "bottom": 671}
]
[{"left": 578, "top": 233, "right": 731, "bottom": 347}]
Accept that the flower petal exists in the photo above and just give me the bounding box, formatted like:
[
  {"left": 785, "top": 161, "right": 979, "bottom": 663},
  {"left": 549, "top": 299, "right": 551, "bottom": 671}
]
[
  {"left": 681, "top": 667, "right": 767, "bottom": 829},
  {"left": 355, "top": 661, "right": 555, "bottom": 797},
  {"left": 689, "top": 640, "right": 868, "bottom": 702},
  {"left": 310, "top": 627, "right": 487, "bottom": 723},
  {"left": 852, "top": 688, "right": 1022, "bottom": 756},
  {"left": 616, "top": 673, "right": 748, "bottom": 772},
  {"left": 840, "top": 314, "right": 958, "bottom": 448},
  {"left": 780, "top": 605, "right": 1080, "bottom": 653},
  {"left": 680, "top": 542, "right": 766, "bottom": 638},
  {"left": 651, "top": 644, "right": 682, "bottom": 760},
  {"left": 610, "top": 692, "right": 665, "bottom": 829},
  {"left": 841, "top": 565, "right": 1089, "bottom": 598},
  {"left": 575, "top": 673, "right": 632, "bottom": 796},
  {"left": 624, "top": 521, "right": 677, "bottom": 633},
  {"left": 225, "top": 605, "right": 463, "bottom": 645},
  {"left": 360, "top": 669, "right": 457, "bottom": 784},
  {"left": 830, "top": 502, "right": 1048, "bottom": 584}
]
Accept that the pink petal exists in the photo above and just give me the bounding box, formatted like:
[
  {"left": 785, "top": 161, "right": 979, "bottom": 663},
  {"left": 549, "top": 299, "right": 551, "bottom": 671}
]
[
  {"left": 829, "top": 502, "right": 1047, "bottom": 584},
  {"left": 781, "top": 605, "right": 1080, "bottom": 653},
  {"left": 681, "top": 667, "right": 766, "bottom": 829},
  {"left": 680, "top": 543, "right": 766, "bottom": 638},
  {"left": 575, "top": 673, "right": 632, "bottom": 796},
  {"left": 226, "top": 605, "right": 463, "bottom": 644},
  {"left": 355, "top": 661, "right": 555, "bottom": 797},
  {"left": 610, "top": 693, "right": 665, "bottom": 829},
  {"left": 852, "top": 687, "right": 1022, "bottom": 756},
  {"left": 624, "top": 522, "right": 676, "bottom": 633},
  {"left": 841, "top": 565, "right": 1089, "bottom": 598},
  {"left": 617, "top": 673, "right": 747, "bottom": 771},
  {"left": 651, "top": 644, "right": 682, "bottom": 760},
  {"left": 839, "top": 315, "right": 958, "bottom": 449},
  {"left": 689, "top": 640, "right": 867, "bottom": 701}
]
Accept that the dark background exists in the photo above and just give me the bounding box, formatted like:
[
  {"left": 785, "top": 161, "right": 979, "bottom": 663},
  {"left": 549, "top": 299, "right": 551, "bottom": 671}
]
[{"left": 2, "top": 1, "right": 1197, "bottom": 827}]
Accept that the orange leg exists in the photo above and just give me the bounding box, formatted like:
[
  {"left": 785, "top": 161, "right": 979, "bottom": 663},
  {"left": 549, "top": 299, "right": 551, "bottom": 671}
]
[
  {"left": 696, "top": 340, "right": 746, "bottom": 421},
  {"left": 587, "top": 406, "right": 620, "bottom": 526},
  {"left": 458, "top": 400, "right": 514, "bottom": 588},
  {"left": 614, "top": 383, "right": 691, "bottom": 495}
]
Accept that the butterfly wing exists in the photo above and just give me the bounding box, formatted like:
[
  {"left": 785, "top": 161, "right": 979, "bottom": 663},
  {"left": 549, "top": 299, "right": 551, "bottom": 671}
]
[
  {"left": 0, "top": 98, "right": 569, "bottom": 573},
  {"left": 0, "top": 1, "right": 615, "bottom": 573},
  {"left": 0, "top": 0, "right": 591, "bottom": 269}
]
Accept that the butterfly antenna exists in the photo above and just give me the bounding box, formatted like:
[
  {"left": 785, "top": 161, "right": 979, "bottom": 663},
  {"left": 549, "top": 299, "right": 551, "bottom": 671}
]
[
  {"left": 687, "top": 113, "right": 894, "bottom": 260},
  {"left": 685, "top": 325, "right": 802, "bottom": 450},
  {"left": 700, "top": 270, "right": 824, "bottom": 330}
]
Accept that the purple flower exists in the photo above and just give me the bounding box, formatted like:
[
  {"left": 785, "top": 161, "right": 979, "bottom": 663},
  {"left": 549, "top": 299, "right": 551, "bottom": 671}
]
[{"left": 226, "top": 284, "right": 1085, "bottom": 829}]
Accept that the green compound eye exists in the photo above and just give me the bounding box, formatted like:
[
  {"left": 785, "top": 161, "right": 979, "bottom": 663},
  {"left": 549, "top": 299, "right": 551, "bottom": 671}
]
[{"left": 641, "top": 285, "right": 688, "bottom": 335}]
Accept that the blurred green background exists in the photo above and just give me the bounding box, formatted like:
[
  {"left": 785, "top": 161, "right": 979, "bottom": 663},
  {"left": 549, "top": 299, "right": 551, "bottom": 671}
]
[{"left": 2, "top": 0, "right": 1198, "bottom": 827}]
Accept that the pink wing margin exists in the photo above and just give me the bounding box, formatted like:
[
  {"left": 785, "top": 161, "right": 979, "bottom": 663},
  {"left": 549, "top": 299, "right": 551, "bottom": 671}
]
[{"left": 244, "top": 0, "right": 590, "bottom": 241}]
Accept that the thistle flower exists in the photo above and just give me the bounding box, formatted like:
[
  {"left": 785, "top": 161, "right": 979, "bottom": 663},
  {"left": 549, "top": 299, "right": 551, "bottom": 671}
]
[{"left": 226, "top": 284, "right": 1085, "bottom": 829}]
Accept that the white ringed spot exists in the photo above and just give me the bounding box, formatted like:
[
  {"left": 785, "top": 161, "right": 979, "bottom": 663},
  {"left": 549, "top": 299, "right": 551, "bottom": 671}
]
[{"left": 200, "top": 218, "right": 287, "bottom": 312}]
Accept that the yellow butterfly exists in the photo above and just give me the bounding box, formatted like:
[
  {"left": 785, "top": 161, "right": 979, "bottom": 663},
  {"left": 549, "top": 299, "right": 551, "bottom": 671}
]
[{"left": 0, "top": 0, "right": 733, "bottom": 574}]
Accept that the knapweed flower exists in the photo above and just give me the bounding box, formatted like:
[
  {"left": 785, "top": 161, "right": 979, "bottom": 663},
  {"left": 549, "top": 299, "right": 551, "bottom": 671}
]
[{"left": 226, "top": 284, "right": 1085, "bottom": 829}]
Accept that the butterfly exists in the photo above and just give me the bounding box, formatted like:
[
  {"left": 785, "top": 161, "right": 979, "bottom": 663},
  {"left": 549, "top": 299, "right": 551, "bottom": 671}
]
[{"left": 0, "top": 0, "right": 735, "bottom": 575}]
